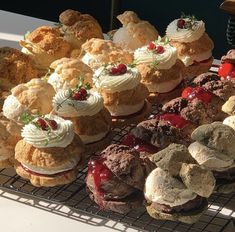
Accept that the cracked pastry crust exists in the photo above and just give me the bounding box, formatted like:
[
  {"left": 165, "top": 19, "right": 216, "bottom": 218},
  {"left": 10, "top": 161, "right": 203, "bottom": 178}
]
[
  {"left": 19, "top": 26, "right": 71, "bottom": 73},
  {"left": 0, "top": 47, "right": 38, "bottom": 87}
]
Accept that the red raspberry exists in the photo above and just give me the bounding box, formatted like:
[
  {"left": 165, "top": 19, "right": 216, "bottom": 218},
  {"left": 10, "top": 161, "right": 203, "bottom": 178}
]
[{"left": 177, "top": 19, "right": 186, "bottom": 29}]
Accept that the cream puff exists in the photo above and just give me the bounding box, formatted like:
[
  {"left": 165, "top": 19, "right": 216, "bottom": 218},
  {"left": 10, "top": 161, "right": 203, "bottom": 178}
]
[
  {"left": 52, "top": 83, "right": 112, "bottom": 153},
  {"left": 166, "top": 14, "right": 214, "bottom": 78},
  {"left": 59, "top": 9, "right": 103, "bottom": 56},
  {"left": 81, "top": 38, "right": 133, "bottom": 71},
  {"left": 112, "top": 11, "right": 158, "bottom": 50},
  {"left": 2, "top": 78, "right": 55, "bottom": 124},
  {"left": 93, "top": 63, "right": 150, "bottom": 126},
  {"left": 47, "top": 57, "right": 93, "bottom": 92},
  {"left": 14, "top": 114, "right": 85, "bottom": 187},
  {"left": 134, "top": 37, "right": 185, "bottom": 102},
  {"left": 19, "top": 26, "right": 71, "bottom": 74}
]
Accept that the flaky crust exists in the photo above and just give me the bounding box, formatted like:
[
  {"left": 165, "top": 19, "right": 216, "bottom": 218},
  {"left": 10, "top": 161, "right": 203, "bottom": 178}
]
[
  {"left": 15, "top": 163, "right": 78, "bottom": 187},
  {"left": 59, "top": 9, "right": 103, "bottom": 45},
  {"left": 0, "top": 47, "right": 38, "bottom": 86},
  {"left": 99, "top": 83, "right": 149, "bottom": 106},
  {"left": 15, "top": 135, "right": 84, "bottom": 168},
  {"left": 69, "top": 108, "right": 112, "bottom": 136},
  {"left": 170, "top": 33, "right": 214, "bottom": 57},
  {"left": 11, "top": 78, "right": 55, "bottom": 115},
  {"left": 81, "top": 38, "right": 133, "bottom": 64}
]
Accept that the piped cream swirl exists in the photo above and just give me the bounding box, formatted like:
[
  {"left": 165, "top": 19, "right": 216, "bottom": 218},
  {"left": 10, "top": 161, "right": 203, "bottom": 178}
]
[
  {"left": 53, "top": 90, "right": 103, "bottom": 117},
  {"left": 21, "top": 114, "right": 74, "bottom": 148},
  {"left": 134, "top": 42, "right": 177, "bottom": 69},
  {"left": 93, "top": 66, "right": 140, "bottom": 93},
  {"left": 166, "top": 18, "right": 205, "bottom": 43}
]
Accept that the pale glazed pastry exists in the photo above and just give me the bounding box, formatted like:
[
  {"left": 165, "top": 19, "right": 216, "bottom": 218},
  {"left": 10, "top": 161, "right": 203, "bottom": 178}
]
[
  {"left": 14, "top": 114, "right": 85, "bottom": 187},
  {"left": 93, "top": 63, "right": 150, "bottom": 126},
  {"left": 2, "top": 78, "right": 55, "bottom": 124},
  {"left": 166, "top": 14, "right": 214, "bottom": 78},
  {"left": 222, "top": 96, "right": 235, "bottom": 115},
  {"left": 48, "top": 57, "right": 93, "bottom": 92},
  {"left": 0, "top": 114, "right": 21, "bottom": 168},
  {"left": 112, "top": 11, "right": 158, "bottom": 50},
  {"left": 19, "top": 26, "right": 71, "bottom": 74},
  {"left": 134, "top": 37, "right": 185, "bottom": 96},
  {"left": 189, "top": 122, "right": 235, "bottom": 193},
  {"left": 59, "top": 9, "right": 103, "bottom": 55},
  {"left": 81, "top": 38, "right": 133, "bottom": 71},
  {"left": 52, "top": 83, "right": 112, "bottom": 152}
]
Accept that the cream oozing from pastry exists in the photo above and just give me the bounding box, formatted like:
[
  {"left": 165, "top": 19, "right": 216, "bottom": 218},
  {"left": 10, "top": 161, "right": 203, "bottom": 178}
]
[
  {"left": 223, "top": 116, "right": 235, "bottom": 131},
  {"left": 179, "top": 50, "right": 212, "bottom": 67},
  {"left": 106, "top": 101, "right": 144, "bottom": 116},
  {"left": 145, "top": 168, "right": 197, "bottom": 207},
  {"left": 21, "top": 155, "right": 80, "bottom": 175},
  {"left": 82, "top": 53, "right": 101, "bottom": 70},
  {"left": 134, "top": 42, "right": 177, "bottom": 69},
  {"left": 21, "top": 114, "right": 74, "bottom": 148},
  {"left": 2, "top": 95, "right": 26, "bottom": 121},
  {"left": 53, "top": 90, "right": 103, "bottom": 117},
  {"left": 166, "top": 18, "right": 205, "bottom": 43},
  {"left": 188, "top": 142, "right": 234, "bottom": 171},
  {"left": 93, "top": 66, "right": 140, "bottom": 93},
  {"left": 48, "top": 72, "right": 69, "bottom": 92},
  {"left": 80, "top": 131, "right": 108, "bottom": 144}
]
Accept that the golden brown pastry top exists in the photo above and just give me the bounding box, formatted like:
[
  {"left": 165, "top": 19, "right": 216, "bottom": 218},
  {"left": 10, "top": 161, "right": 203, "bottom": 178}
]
[
  {"left": 0, "top": 47, "right": 38, "bottom": 86},
  {"left": 59, "top": 9, "right": 103, "bottom": 42},
  {"left": 82, "top": 38, "right": 133, "bottom": 64}
]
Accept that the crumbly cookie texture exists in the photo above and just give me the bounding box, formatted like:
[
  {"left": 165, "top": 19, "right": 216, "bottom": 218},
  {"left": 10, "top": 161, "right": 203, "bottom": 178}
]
[{"left": 222, "top": 96, "right": 235, "bottom": 115}]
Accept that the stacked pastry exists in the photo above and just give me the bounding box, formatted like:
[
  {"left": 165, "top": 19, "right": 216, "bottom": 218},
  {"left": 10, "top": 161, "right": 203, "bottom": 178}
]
[
  {"left": 47, "top": 57, "right": 93, "bottom": 92},
  {"left": 112, "top": 11, "right": 158, "bottom": 50},
  {"left": 93, "top": 63, "right": 151, "bottom": 126},
  {"left": 14, "top": 114, "right": 85, "bottom": 187},
  {"left": 52, "top": 81, "right": 112, "bottom": 154},
  {"left": 145, "top": 144, "right": 215, "bottom": 224},
  {"left": 134, "top": 37, "right": 185, "bottom": 102},
  {"left": 166, "top": 13, "right": 214, "bottom": 78},
  {"left": 86, "top": 144, "right": 155, "bottom": 213},
  {"left": 189, "top": 122, "right": 235, "bottom": 193}
]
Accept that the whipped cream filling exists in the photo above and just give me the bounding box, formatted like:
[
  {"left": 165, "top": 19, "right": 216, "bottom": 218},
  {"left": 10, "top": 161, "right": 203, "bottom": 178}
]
[
  {"left": 48, "top": 72, "right": 68, "bottom": 92},
  {"left": 223, "top": 116, "right": 235, "bottom": 131},
  {"left": 145, "top": 168, "right": 197, "bottom": 207},
  {"left": 179, "top": 51, "right": 212, "bottom": 67},
  {"left": 80, "top": 131, "right": 109, "bottom": 144},
  {"left": 21, "top": 156, "right": 79, "bottom": 175},
  {"left": 53, "top": 90, "right": 104, "bottom": 117},
  {"left": 82, "top": 53, "right": 101, "bottom": 70},
  {"left": 3, "top": 95, "right": 26, "bottom": 121},
  {"left": 134, "top": 43, "right": 177, "bottom": 69},
  {"left": 188, "top": 142, "right": 234, "bottom": 170},
  {"left": 107, "top": 101, "right": 144, "bottom": 116},
  {"left": 166, "top": 18, "right": 205, "bottom": 43},
  {"left": 21, "top": 114, "right": 74, "bottom": 148},
  {"left": 93, "top": 66, "right": 141, "bottom": 93}
]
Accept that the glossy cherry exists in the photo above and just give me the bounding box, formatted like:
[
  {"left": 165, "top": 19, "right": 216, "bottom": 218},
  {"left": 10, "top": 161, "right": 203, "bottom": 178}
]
[
  {"left": 156, "top": 45, "right": 165, "bottom": 54},
  {"left": 110, "top": 63, "right": 127, "bottom": 75},
  {"left": 177, "top": 19, "right": 186, "bottom": 29},
  {"left": 218, "top": 63, "right": 235, "bottom": 78},
  {"left": 79, "top": 88, "right": 87, "bottom": 97},
  {"left": 35, "top": 118, "right": 58, "bottom": 130},
  {"left": 48, "top": 119, "right": 58, "bottom": 130},
  {"left": 148, "top": 42, "right": 156, "bottom": 50}
]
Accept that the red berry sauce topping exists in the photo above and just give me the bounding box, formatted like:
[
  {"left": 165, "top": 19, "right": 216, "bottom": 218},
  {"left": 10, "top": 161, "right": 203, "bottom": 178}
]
[
  {"left": 148, "top": 42, "right": 165, "bottom": 54},
  {"left": 177, "top": 19, "right": 186, "bottom": 29},
  {"left": 181, "top": 86, "right": 213, "bottom": 104},
  {"left": 156, "top": 113, "right": 189, "bottom": 129},
  {"left": 35, "top": 118, "right": 58, "bottom": 130},
  {"left": 218, "top": 63, "right": 235, "bottom": 80},
  {"left": 88, "top": 157, "right": 112, "bottom": 207},
  {"left": 109, "top": 63, "right": 127, "bottom": 75},
  {"left": 72, "top": 87, "right": 88, "bottom": 101},
  {"left": 122, "top": 133, "right": 158, "bottom": 154}
]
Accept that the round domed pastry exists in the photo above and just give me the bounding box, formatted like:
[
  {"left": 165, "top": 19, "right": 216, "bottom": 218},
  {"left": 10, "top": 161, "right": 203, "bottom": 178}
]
[
  {"left": 93, "top": 63, "right": 151, "bottom": 127},
  {"left": 166, "top": 13, "right": 214, "bottom": 79},
  {"left": 19, "top": 26, "right": 71, "bottom": 75},
  {"left": 47, "top": 57, "right": 93, "bottom": 92},
  {"left": 2, "top": 78, "right": 55, "bottom": 124},
  {"left": 14, "top": 114, "right": 85, "bottom": 187},
  {"left": 0, "top": 113, "right": 21, "bottom": 168},
  {"left": 59, "top": 9, "right": 103, "bottom": 56},
  {"left": 134, "top": 37, "right": 185, "bottom": 103},
  {"left": 112, "top": 11, "right": 158, "bottom": 50},
  {"left": 52, "top": 81, "right": 112, "bottom": 154},
  {"left": 81, "top": 38, "right": 133, "bottom": 71}
]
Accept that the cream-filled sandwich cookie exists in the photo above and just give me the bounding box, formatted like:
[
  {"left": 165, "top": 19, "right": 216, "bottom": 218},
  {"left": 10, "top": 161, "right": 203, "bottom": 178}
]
[
  {"left": 93, "top": 63, "right": 150, "bottom": 127},
  {"left": 166, "top": 14, "right": 214, "bottom": 79},
  {"left": 14, "top": 114, "right": 85, "bottom": 187}
]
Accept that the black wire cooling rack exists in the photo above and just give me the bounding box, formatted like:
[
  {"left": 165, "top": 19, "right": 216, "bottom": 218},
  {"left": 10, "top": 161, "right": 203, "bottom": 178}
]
[{"left": 0, "top": 64, "right": 235, "bottom": 232}]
